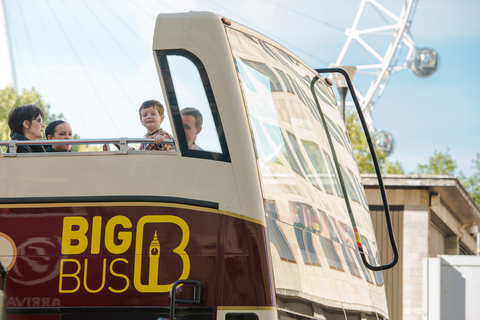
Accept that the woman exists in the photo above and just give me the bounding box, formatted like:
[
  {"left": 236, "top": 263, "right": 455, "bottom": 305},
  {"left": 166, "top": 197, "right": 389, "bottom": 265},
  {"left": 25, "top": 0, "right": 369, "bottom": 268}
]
[
  {"left": 8, "top": 104, "right": 46, "bottom": 153},
  {"left": 45, "top": 120, "right": 73, "bottom": 152}
]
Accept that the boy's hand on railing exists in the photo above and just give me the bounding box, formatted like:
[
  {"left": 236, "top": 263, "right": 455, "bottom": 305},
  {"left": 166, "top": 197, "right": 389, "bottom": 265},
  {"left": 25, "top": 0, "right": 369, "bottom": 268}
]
[{"left": 154, "top": 135, "right": 165, "bottom": 145}]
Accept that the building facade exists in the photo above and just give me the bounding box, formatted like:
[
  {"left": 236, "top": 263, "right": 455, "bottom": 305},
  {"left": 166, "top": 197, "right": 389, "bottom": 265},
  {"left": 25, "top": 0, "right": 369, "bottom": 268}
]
[{"left": 361, "top": 174, "right": 480, "bottom": 320}]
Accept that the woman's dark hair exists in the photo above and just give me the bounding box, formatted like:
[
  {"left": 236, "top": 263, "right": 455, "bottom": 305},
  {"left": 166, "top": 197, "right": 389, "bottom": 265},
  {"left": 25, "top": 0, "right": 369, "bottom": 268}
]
[
  {"left": 46, "top": 120, "right": 68, "bottom": 139},
  {"left": 8, "top": 104, "right": 45, "bottom": 137}
]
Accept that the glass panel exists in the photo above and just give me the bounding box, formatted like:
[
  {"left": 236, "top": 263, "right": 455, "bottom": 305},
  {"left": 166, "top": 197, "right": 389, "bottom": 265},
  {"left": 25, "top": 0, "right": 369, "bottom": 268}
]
[
  {"left": 265, "top": 200, "right": 296, "bottom": 262},
  {"left": 345, "top": 226, "right": 373, "bottom": 283},
  {"left": 322, "top": 151, "right": 344, "bottom": 197},
  {"left": 349, "top": 169, "right": 369, "bottom": 209},
  {"left": 272, "top": 221, "right": 296, "bottom": 262},
  {"left": 241, "top": 59, "right": 282, "bottom": 91},
  {"left": 305, "top": 231, "right": 320, "bottom": 266},
  {"left": 237, "top": 60, "right": 305, "bottom": 177},
  {"left": 301, "top": 140, "right": 334, "bottom": 194},
  {"left": 325, "top": 116, "right": 344, "bottom": 147},
  {"left": 361, "top": 235, "right": 384, "bottom": 286},
  {"left": 294, "top": 226, "right": 310, "bottom": 263},
  {"left": 340, "top": 166, "right": 360, "bottom": 203},
  {"left": 318, "top": 210, "right": 344, "bottom": 271},
  {"left": 166, "top": 55, "right": 222, "bottom": 153},
  {"left": 286, "top": 131, "right": 320, "bottom": 189},
  {"left": 274, "top": 68, "right": 294, "bottom": 93},
  {"left": 226, "top": 313, "right": 259, "bottom": 320},
  {"left": 290, "top": 202, "right": 320, "bottom": 265},
  {"left": 342, "top": 246, "right": 361, "bottom": 277}
]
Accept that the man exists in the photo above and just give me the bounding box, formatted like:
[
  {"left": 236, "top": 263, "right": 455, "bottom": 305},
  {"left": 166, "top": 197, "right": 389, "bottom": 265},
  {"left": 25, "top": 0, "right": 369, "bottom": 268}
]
[{"left": 180, "top": 107, "right": 203, "bottom": 150}]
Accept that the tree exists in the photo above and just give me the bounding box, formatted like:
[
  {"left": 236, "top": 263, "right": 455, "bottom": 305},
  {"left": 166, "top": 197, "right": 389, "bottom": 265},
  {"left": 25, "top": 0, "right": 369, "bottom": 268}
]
[
  {"left": 459, "top": 153, "right": 480, "bottom": 206},
  {"left": 415, "top": 149, "right": 457, "bottom": 175},
  {"left": 345, "top": 110, "right": 480, "bottom": 206},
  {"left": 346, "top": 111, "right": 405, "bottom": 174},
  {"left": 0, "top": 86, "right": 64, "bottom": 141},
  {"left": 0, "top": 86, "right": 99, "bottom": 152}
]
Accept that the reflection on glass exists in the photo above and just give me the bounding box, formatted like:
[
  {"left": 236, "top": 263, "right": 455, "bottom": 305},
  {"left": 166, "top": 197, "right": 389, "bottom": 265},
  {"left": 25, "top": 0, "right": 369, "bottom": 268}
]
[
  {"left": 342, "top": 246, "right": 361, "bottom": 277},
  {"left": 286, "top": 131, "right": 320, "bottom": 189},
  {"left": 241, "top": 59, "right": 282, "bottom": 92},
  {"left": 318, "top": 209, "right": 344, "bottom": 270},
  {"left": 323, "top": 151, "right": 344, "bottom": 197},
  {"left": 344, "top": 227, "right": 373, "bottom": 283},
  {"left": 290, "top": 202, "right": 320, "bottom": 266},
  {"left": 301, "top": 140, "right": 334, "bottom": 194},
  {"left": 166, "top": 55, "right": 222, "bottom": 153},
  {"left": 265, "top": 200, "right": 296, "bottom": 262},
  {"left": 340, "top": 166, "right": 360, "bottom": 203},
  {"left": 237, "top": 58, "right": 305, "bottom": 176},
  {"left": 274, "top": 68, "right": 294, "bottom": 93},
  {"left": 349, "top": 169, "right": 369, "bottom": 209},
  {"left": 305, "top": 231, "right": 320, "bottom": 265},
  {"left": 294, "top": 226, "right": 310, "bottom": 263},
  {"left": 361, "top": 235, "right": 384, "bottom": 286},
  {"left": 325, "top": 116, "right": 345, "bottom": 147}
]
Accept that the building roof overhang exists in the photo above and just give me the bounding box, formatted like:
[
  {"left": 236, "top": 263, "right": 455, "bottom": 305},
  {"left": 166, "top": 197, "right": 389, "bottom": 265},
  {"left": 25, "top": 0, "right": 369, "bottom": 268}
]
[{"left": 361, "top": 174, "right": 480, "bottom": 226}]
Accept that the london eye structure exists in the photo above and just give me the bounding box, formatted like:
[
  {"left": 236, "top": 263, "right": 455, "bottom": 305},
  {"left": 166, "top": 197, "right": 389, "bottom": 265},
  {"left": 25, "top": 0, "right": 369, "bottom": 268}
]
[{"left": 332, "top": 0, "right": 438, "bottom": 156}]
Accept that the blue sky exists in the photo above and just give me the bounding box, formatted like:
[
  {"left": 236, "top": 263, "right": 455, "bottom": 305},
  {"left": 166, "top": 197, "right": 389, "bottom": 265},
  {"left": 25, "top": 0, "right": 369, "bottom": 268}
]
[{"left": 2, "top": 0, "right": 480, "bottom": 176}]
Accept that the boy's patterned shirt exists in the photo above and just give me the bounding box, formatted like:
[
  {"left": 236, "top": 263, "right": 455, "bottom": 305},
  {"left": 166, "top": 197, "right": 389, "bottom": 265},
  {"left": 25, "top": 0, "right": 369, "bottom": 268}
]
[{"left": 139, "top": 129, "right": 175, "bottom": 151}]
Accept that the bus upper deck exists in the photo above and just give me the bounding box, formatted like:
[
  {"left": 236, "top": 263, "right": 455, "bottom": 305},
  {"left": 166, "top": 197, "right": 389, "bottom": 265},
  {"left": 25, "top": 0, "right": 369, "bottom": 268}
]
[{"left": 0, "top": 11, "right": 391, "bottom": 320}]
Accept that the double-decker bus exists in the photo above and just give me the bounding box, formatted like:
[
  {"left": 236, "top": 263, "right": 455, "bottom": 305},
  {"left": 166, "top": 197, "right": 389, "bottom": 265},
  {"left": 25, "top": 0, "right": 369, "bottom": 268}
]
[{"left": 0, "top": 11, "right": 395, "bottom": 320}]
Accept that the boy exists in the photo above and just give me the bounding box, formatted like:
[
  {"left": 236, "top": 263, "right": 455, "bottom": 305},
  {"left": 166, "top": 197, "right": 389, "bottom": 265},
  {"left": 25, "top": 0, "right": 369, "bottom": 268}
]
[{"left": 138, "top": 100, "right": 174, "bottom": 151}]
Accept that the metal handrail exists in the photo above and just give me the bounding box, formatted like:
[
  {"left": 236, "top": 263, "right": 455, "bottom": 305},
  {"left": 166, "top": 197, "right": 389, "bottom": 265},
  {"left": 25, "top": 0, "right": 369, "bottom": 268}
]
[
  {"left": 311, "top": 68, "right": 398, "bottom": 271},
  {"left": 0, "top": 138, "right": 175, "bottom": 153}
]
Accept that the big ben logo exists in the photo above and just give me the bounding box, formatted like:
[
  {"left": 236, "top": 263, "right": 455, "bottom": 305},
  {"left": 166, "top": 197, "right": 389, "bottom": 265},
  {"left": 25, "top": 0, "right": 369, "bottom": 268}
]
[
  {"left": 133, "top": 215, "right": 190, "bottom": 293},
  {"left": 148, "top": 231, "right": 161, "bottom": 286}
]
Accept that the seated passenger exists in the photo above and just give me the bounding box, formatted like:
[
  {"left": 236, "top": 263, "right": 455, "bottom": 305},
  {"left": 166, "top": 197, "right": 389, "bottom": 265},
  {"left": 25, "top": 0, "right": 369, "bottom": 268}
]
[
  {"left": 45, "top": 120, "right": 73, "bottom": 152},
  {"left": 180, "top": 107, "right": 203, "bottom": 150},
  {"left": 138, "top": 100, "right": 174, "bottom": 151},
  {"left": 7, "top": 104, "right": 46, "bottom": 153}
]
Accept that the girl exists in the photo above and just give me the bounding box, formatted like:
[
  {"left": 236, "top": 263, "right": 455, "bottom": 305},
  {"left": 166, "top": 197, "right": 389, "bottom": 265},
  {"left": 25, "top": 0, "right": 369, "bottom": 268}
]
[{"left": 45, "top": 120, "right": 73, "bottom": 152}]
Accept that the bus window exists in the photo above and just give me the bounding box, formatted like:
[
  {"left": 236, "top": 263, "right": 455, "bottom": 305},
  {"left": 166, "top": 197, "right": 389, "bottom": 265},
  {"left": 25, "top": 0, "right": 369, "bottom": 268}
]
[
  {"left": 226, "top": 313, "right": 259, "bottom": 320},
  {"left": 156, "top": 50, "right": 229, "bottom": 161}
]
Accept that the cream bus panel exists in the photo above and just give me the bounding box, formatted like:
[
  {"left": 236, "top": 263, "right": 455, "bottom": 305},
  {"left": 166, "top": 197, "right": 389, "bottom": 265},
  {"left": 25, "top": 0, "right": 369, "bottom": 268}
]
[{"left": 0, "top": 154, "right": 241, "bottom": 215}]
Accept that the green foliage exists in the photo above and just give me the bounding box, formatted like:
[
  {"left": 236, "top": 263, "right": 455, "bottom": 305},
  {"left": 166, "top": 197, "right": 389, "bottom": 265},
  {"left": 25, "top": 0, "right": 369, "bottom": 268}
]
[
  {"left": 459, "top": 153, "right": 480, "bottom": 206},
  {"left": 0, "top": 86, "right": 82, "bottom": 152},
  {"left": 346, "top": 110, "right": 479, "bottom": 206},
  {"left": 345, "top": 111, "right": 405, "bottom": 174},
  {"left": 0, "top": 86, "right": 65, "bottom": 140},
  {"left": 415, "top": 149, "right": 457, "bottom": 175}
]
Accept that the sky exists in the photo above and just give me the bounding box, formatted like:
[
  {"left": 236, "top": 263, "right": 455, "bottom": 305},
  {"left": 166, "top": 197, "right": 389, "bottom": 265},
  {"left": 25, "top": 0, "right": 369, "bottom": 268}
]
[{"left": 1, "top": 0, "right": 479, "bottom": 176}]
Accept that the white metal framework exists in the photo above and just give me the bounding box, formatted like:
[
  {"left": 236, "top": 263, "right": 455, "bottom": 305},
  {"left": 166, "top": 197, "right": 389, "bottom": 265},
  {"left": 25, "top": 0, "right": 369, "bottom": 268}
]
[
  {"left": 0, "top": 0, "right": 15, "bottom": 89},
  {"left": 333, "top": 0, "right": 419, "bottom": 133}
]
